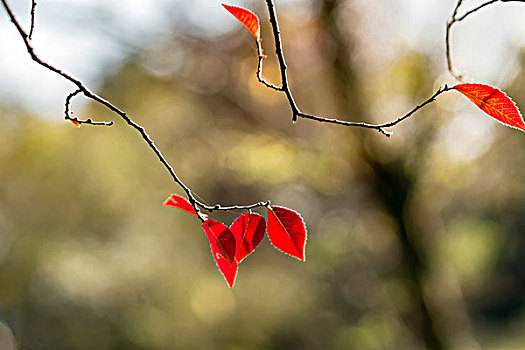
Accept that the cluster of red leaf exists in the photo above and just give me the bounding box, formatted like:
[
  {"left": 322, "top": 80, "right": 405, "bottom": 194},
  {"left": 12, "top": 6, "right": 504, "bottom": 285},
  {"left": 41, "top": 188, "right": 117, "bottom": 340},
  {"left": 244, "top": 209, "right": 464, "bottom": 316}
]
[
  {"left": 167, "top": 5, "right": 524, "bottom": 288},
  {"left": 163, "top": 82, "right": 523, "bottom": 288},
  {"left": 164, "top": 5, "right": 524, "bottom": 289},
  {"left": 164, "top": 195, "right": 307, "bottom": 287}
]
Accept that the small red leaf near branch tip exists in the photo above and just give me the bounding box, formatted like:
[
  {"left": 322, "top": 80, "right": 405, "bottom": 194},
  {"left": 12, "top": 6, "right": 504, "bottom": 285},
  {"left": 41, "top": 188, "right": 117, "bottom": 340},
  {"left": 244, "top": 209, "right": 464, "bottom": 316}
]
[
  {"left": 202, "top": 219, "right": 238, "bottom": 287},
  {"left": 267, "top": 206, "right": 307, "bottom": 261},
  {"left": 69, "top": 119, "right": 80, "bottom": 127},
  {"left": 454, "top": 83, "right": 525, "bottom": 132},
  {"left": 222, "top": 4, "right": 260, "bottom": 41},
  {"left": 230, "top": 212, "right": 266, "bottom": 263},
  {"left": 163, "top": 194, "right": 208, "bottom": 219}
]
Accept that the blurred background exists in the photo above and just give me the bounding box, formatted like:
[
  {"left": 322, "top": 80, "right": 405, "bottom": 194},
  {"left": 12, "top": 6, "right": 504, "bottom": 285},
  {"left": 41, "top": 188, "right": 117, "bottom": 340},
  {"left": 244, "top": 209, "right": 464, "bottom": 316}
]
[{"left": 1, "top": 0, "right": 525, "bottom": 349}]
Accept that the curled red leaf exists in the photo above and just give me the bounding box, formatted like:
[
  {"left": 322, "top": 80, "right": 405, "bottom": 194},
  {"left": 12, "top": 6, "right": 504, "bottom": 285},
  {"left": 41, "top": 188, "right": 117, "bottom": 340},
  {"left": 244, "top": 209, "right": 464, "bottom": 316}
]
[
  {"left": 267, "top": 206, "right": 307, "bottom": 261},
  {"left": 202, "top": 219, "right": 238, "bottom": 287},
  {"left": 222, "top": 4, "right": 260, "bottom": 41},
  {"left": 230, "top": 212, "right": 266, "bottom": 263},
  {"left": 163, "top": 194, "right": 208, "bottom": 219},
  {"left": 454, "top": 83, "right": 525, "bottom": 132}
]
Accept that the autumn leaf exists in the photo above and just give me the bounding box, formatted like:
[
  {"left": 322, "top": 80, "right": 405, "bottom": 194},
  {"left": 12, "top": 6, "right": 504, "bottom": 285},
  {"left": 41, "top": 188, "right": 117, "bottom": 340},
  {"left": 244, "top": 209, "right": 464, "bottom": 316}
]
[
  {"left": 163, "top": 194, "right": 208, "bottom": 219},
  {"left": 69, "top": 119, "right": 80, "bottom": 127},
  {"left": 222, "top": 4, "right": 260, "bottom": 41},
  {"left": 230, "top": 212, "right": 266, "bottom": 263},
  {"left": 454, "top": 83, "right": 525, "bottom": 132},
  {"left": 267, "top": 206, "right": 307, "bottom": 261},
  {"left": 202, "top": 219, "right": 238, "bottom": 288}
]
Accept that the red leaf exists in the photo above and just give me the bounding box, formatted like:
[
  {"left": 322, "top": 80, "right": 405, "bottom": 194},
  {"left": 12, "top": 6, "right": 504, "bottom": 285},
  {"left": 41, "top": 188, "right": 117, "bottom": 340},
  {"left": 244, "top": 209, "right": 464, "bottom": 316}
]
[
  {"left": 202, "top": 219, "right": 238, "bottom": 287},
  {"left": 267, "top": 206, "right": 307, "bottom": 261},
  {"left": 454, "top": 83, "right": 525, "bottom": 132},
  {"left": 222, "top": 4, "right": 260, "bottom": 41},
  {"left": 163, "top": 194, "right": 208, "bottom": 219},
  {"left": 69, "top": 119, "right": 80, "bottom": 127},
  {"left": 230, "top": 212, "right": 266, "bottom": 263}
]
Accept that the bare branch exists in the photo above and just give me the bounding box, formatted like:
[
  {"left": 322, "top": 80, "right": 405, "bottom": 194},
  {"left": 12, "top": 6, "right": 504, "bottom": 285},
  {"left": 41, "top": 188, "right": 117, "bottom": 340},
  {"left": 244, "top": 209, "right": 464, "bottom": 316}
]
[
  {"left": 28, "top": 0, "right": 36, "bottom": 40},
  {"left": 65, "top": 89, "right": 113, "bottom": 126},
  {"left": 265, "top": 0, "right": 301, "bottom": 123},
  {"left": 455, "top": 0, "right": 498, "bottom": 22},
  {"left": 298, "top": 85, "right": 453, "bottom": 137},
  {"left": 446, "top": 0, "right": 465, "bottom": 81},
  {"left": 446, "top": 0, "right": 525, "bottom": 81},
  {"left": 66, "top": 116, "right": 114, "bottom": 127},
  {"left": 256, "top": 40, "right": 282, "bottom": 91},
  {"left": 260, "top": 0, "right": 450, "bottom": 136},
  {"left": 198, "top": 200, "right": 271, "bottom": 212},
  {"left": 64, "top": 88, "right": 82, "bottom": 115},
  {"left": 1, "top": 0, "right": 269, "bottom": 221}
]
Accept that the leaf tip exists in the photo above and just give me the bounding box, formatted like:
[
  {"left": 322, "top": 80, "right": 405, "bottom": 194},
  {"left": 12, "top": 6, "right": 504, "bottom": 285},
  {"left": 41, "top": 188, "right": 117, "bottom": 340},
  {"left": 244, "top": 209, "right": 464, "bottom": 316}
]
[
  {"left": 221, "top": 3, "right": 260, "bottom": 41},
  {"left": 202, "top": 219, "right": 238, "bottom": 286}
]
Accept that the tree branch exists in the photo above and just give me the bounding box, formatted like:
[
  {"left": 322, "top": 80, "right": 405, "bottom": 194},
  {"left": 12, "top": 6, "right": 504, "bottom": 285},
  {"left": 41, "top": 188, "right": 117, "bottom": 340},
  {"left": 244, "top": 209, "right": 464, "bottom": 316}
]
[
  {"left": 261, "top": 0, "right": 451, "bottom": 136},
  {"left": 28, "top": 0, "right": 36, "bottom": 40},
  {"left": 1, "top": 0, "right": 270, "bottom": 221},
  {"left": 64, "top": 89, "right": 113, "bottom": 126},
  {"left": 446, "top": 0, "right": 525, "bottom": 81},
  {"left": 265, "top": 0, "right": 301, "bottom": 122},
  {"left": 198, "top": 200, "right": 271, "bottom": 212},
  {"left": 297, "top": 85, "right": 453, "bottom": 137},
  {"left": 256, "top": 39, "right": 282, "bottom": 91}
]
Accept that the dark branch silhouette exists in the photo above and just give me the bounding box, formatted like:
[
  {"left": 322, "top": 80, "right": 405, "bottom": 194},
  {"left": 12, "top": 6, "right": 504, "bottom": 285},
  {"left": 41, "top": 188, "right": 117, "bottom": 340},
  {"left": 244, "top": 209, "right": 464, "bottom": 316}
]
[
  {"left": 446, "top": 0, "right": 525, "bottom": 81},
  {"left": 260, "top": 0, "right": 452, "bottom": 136},
  {"left": 28, "top": 0, "right": 36, "bottom": 40},
  {"left": 64, "top": 89, "right": 113, "bottom": 126}
]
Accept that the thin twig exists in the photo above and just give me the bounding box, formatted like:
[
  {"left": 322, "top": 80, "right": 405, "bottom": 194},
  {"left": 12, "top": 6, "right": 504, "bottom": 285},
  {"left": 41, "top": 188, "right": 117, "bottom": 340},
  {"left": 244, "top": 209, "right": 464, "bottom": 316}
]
[
  {"left": 257, "top": 40, "right": 282, "bottom": 91},
  {"left": 66, "top": 117, "right": 114, "bottom": 127},
  {"left": 261, "top": 0, "right": 451, "bottom": 136},
  {"left": 265, "top": 0, "right": 301, "bottom": 122},
  {"left": 65, "top": 88, "right": 82, "bottom": 115},
  {"left": 199, "top": 200, "right": 271, "bottom": 212},
  {"left": 28, "top": 0, "right": 36, "bottom": 40},
  {"left": 298, "top": 85, "right": 453, "bottom": 137},
  {"left": 446, "top": 0, "right": 525, "bottom": 81},
  {"left": 446, "top": 0, "right": 465, "bottom": 81},
  {"left": 455, "top": 0, "right": 498, "bottom": 22},
  {"left": 0, "top": 0, "right": 269, "bottom": 221},
  {"left": 64, "top": 89, "right": 113, "bottom": 126}
]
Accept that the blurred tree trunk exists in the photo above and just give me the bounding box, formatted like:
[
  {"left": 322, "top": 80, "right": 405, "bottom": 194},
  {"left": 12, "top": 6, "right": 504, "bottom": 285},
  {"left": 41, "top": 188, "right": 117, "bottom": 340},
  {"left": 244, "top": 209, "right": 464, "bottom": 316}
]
[{"left": 317, "top": 0, "right": 461, "bottom": 348}]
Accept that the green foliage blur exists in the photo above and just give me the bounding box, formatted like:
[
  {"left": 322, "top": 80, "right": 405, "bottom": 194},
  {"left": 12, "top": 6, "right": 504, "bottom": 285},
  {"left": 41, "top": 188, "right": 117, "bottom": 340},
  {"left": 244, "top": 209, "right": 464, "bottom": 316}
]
[{"left": 1, "top": 1, "right": 525, "bottom": 349}]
